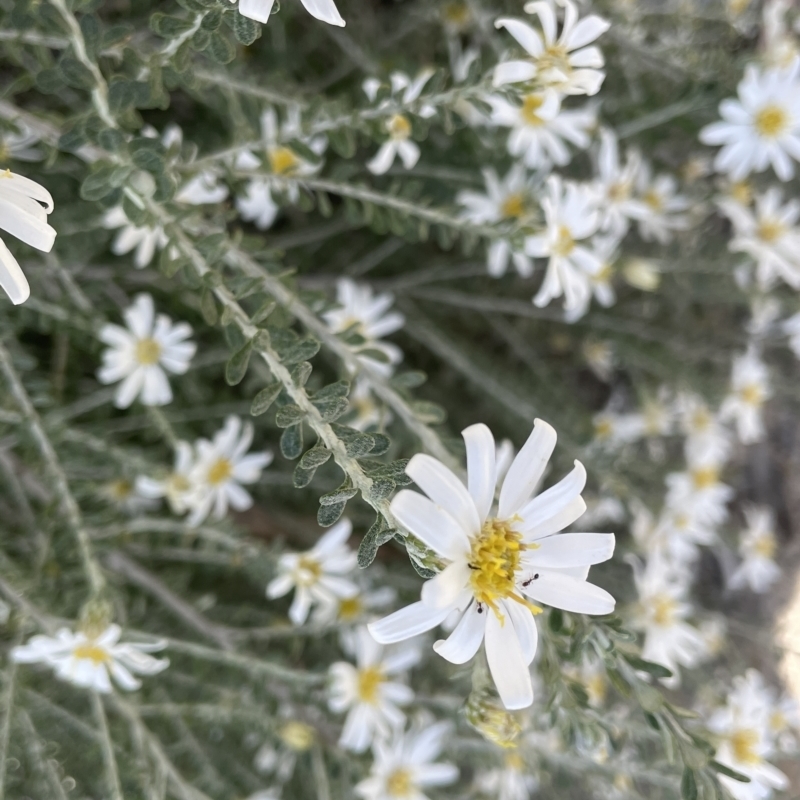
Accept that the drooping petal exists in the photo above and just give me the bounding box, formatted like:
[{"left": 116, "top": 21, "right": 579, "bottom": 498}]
[
  {"left": 498, "top": 419, "right": 557, "bottom": 519},
  {"left": 485, "top": 611, "right": 533, "bottom": 709},
  {"left": 0, "top": 237, "right": 30, "bottom": 305},
  {"left": 433, "top": 601, "right": 486, "bottom": 663}
]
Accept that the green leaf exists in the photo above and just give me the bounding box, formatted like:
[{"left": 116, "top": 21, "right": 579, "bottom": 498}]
[
  {"left": 370, "top": 479, "right": 395, "bottom": 501},
  {"left": 291, "top": 361, "right": 313, "bottom": 388},
  {"left": 280, "top": 424, "right": 304, "bottom": 460},
  {"left": 318, "top": 500, "right": 347, "bottom": 528},
  {"left": 357, "top": 516, "right": 395, "bottom": 568},
  {"left": 320, "top": 480, "right": 358, "bottom": 506},
  {"left": 312, "top": 396, "right": 349, "bottom": 422},
  {"left": 312, "top": 380, "right": 350, "bottom": 400},
  {"left": 681, "top": 768, "right": 697, "bottom": 800},
  {"left": 232, "top": 10, "right": 260, "bottom": 44},
  {"left": 150, "top": 11, "right": 196, "bottom": 36},
  {"left": 225, "top": 340, "right": 253, "bottom": 386},
  {"left": 275, "top": 404, "right": 305, "bottom": 428},
  {"left": 35, "top": 68, "right": 66, "bottom": 95},
  {"left": 366, "top": 433, "right": 390, "bottom": 456},
  {"left": 81, "top": 164, "right": 123, "bottom": 201},
  {"left": 59, "top": 56, "right": 95, "bottom": 90},
  {"left": 200, "top": 289, "right": 218, "bottom": 325},
  {"left": 410, "top": 400, "right": 446, "bottom": 424},
  {"left": 293, "top": 464, "right": 316, "bottom": 489},
  {"left": 108, "top": 79, "right": 150, "bottom": 112},
  {"left": 283, "top": 338, "right": 321, "bottom": 365},
  {"left": 251, "top": 300, "right": 276, "bottom": 324},
  {"left": 709, "top": 761, "right": 751, "bottom": 783},
  {"left": 251, "top": 383, "right": 281, "bottom": 416},
  {"left": 79, "top": 15, "right": 101, "bottom": 59},
  {"left": 625, "top": 656, "right": 673, "bottom": 680},
  {"left": 130, "top": 138, "right": 166, "bottom": 173},
  {"left": 299, "top": 446, "right": 332, "bottom": 470},
  {"left": 208, "top": 31, "right": 236, "bottom": 63},
  {"left": 200, "top": 9, "right": 223, "bottom": 29},
  {"left": 548, "top": 608, "right": 563, "bottom": 632},
  {"left": 634, "top": 682, "right": 664, "bottom": 713}
]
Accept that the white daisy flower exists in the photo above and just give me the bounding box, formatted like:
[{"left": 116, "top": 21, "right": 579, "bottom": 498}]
[
  {"left": 369, "top": 419, "right": 616, "bottom": 710},
  {"left": 237, "top": 178, "right": 280, "bottom": 230},
  {"left": 593, "top": 129, "right": 649, "bottom": 239},
  {"left": 267, "top": 518, "right": 359, "bottom": 625},
  {"left": 634, "top": 162, "right": 690, "bottom": 244},
  {"left": 0, "top": 169, "right": 56, "bottom": 305},
  {"left": 629, "top": 556, "right": 709, "bottom": 687},
  {"left": 103, "top": 206, "right": 168, "bottom": 269},
  {"left": 664, "top": 451, "right": 733, "bottom": 529},
  {"left": 328, "top": 627, "right": 421, "bottom": 753},
  {"left": 718, "top": 188, "right": 800, "bottom": 290},
  {"left": 136, "top": 441, "right": 197, "bottom": 515},
  {"left": 355, "top": 720, "right": 458, "bottom": 800},
  {"left": 457, "top": 166, "right": 534, "bottom": 278},
  {"left": 676, "top": 394, "right": 732, "bottom": 466},
  {"left": 489, "top": 91, "right": 595, "bottom": 170},
  {"left": 729, "top": 506, "right": 781, "bottom": 594},
  {"left": 494, "top": 2, "right": 609, "bottom": 96},
  {"left": 474, "top": 750, "right": 538, "bottom": 800},
  {"left": 236, "top": 0, "right": 344, "bottom": 27},
  {"left": 187, "top": 415, "right": 273, "bottom": 526},
  {"left": 720, "top": 348, "right": 772, "bottom": 444},
  {"left": 632, "top": 502, "right": 714, "bottom": 565},
  {"left": 591, "top": 408, "right": 647, "bottom": 449},
  {"left": 97, "top": 293, "right": 196, "bottom": 409},
  {"left": 175, "top": 170, "right": 229, "bottom": 205},
  {"left": 11, "top": 624, "right": 168, "bottom": 693},
  {"left": 710, "top": 671, "right": 789, "bottom": 800},
  {"left": 367, "top": 114, "right": 421, "bottom": 176},
  {"left": 323, "top": 278, "right": 405, "bottom": 375},
  {"left": 525, "top": 175, "right": 602, "bottom": 312},
  {"left": 700, "top": 58, "right": 800, "bottom": 181},
  {"left": 348, "top": 376, "right": 392, "bottom": 432}
]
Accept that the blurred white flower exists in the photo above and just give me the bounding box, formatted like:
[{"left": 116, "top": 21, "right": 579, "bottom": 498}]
[
  {"left": 700, "top": 58, "right": 800, "bottom": 181},
  {"left": 720, "top": 348, "right": 771, "bottom": 444},
  {"left": 237, "top": 0, "right": 344, "bottom": 27},
  {"left": 187, "top": 415, "right": 272, "bottom": 525},
  {"left": 355, "top": 720, "right": 458, "bottom": 800},
  {"left": 0, "top": 170, "right": 56, "bottom": 305},
  {"left": 103, "top": 206, "right": 168, "bottom": 269},
  {"left": 526, "top": 175, "right": 602, "bottom": 311},
  {"left": 474, "top": 750, "right": 538, "bottom": 800},
  {"left": 634, "top": 162, "right": 690, "bottom": 244},
  {"left": 370, "top": 419, "right": 615, "bottom": 710},
  {"left": 237, "top": 178, "right": 280, "bottom": 230},
  {"left": 729, "top": 506, "right": 781, "bottom": 593},
  {"left": 367, "top": 115, "right": 420, "bottom": 176},
  {"left": 328, "top": 627, "right": 420, "bottom": 752},
  {"left": 97, "top": 293, "right": 196, "bottom": 409},
  {"left": 136, "top": 441, "right": 197, "bottom": 515},
  {"left": 267, "top": 518, "right": 359, "bottom": 625},
  {"left": 11, "top": 624, "right": 168, "bottom": 693}
]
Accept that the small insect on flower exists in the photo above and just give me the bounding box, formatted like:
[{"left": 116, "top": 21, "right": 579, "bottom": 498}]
[
  {"left": 97, "top": 293, "right": 196, "bottom": 409},
  {"left": 11, "top": 624, "right": 168, "bottom": 693},
  {"left": 0, "top": 169, "right": 56, "bottom": 305},
  {"left": 370, "top": 418, "right": 616, "bottom": 710}
]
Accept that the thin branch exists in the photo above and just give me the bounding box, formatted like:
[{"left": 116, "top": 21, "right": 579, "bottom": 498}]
[{"left": 0, "top": 662, "right": 17, "bottom": 800}]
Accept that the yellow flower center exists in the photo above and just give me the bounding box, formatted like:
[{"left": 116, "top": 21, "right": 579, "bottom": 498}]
[
  {"left": 356, "top": 666, "right": 385, "bottom": 704},
  {"left": 594, "top": 418, "right": 613, "bottom": 439},
  {"left": 553, "top": 225, "right": 575, "bottom": 257},
  {"left": 0, "top": 167, "right": 11, "bottom": 179},
  {"left": 73, "top": 643, "right": 110, "bottom": 664},
  {"left": 757, "top": 219, "right": 784, "bottom": 243},
  {"left": 586, "top": 673, "right": 607, "bottom": 705},
  {"left": 608, "top": 182, "right": 630, "bottom": 203},
  {"left": 690, "top": 408, "right": 712, "bottom": 432},
  {"left": 752, "top": 533, "right": 776, "bottom": 559},
  {"left": 521, "top": 94, "right": 546, "bottom": 126},
  {"left": 269, "top": 146, "right": 300, "bottom": 176},
  {"left": 168, "top": 473, "right": 190, "bottom": 494},
  {"left": 296, "top": 555, "right": 322, "bottom": 587},
  {"left": 501, "top": 193, "right": 525, "bottom": 219},
  {"left": 386, "top": 768, "right": 414, "bottom": 797},
  {"left": 754, "top": 105, "right": 789, "bottom": 138},
  {"left": 730, "top": 181, "right": 752, "bottom": 205},
  {"left": 538, "top": 44, "right": 571, "bottom": 77},
  {"left": 691, "top": 466, "right": 719, "bottom": 490},
  {"left": 442, "top": 1, "right": 471, "bottom": 27},
  {"left": 504, "top": 751, "right": 524, "bottom": 771},
  {"left": 469, "top": 519, "right": 541, "bottom": 619},
  {"left": 338, "top": 595, "right": 363, "bottom": 620},
  {"left": 135, "top": 338, "right": 162, "bottom": 366},
  {"left": 650, "top": 594, "right": 677, "bottom": 626},
  {"left": 108, "top": 479, "right": 133, "bottom": 501},
  {"left": 279, "top": 721, "right": 315, "bottom": 751},
  {"left": 730, "top": 728, "right": 760, "bottom": 765},
  {"left": 207, "top": 458, "right": 233, "bottom": 486},
  {"left": 388, "top": 114, "right": 412, "bottom": 140},
  {"left": 770, "top": 711, "right": 787, "bottom": 731},
  {"left": 739, "top": 383, "right": 764, "bottom": 407},
  {"left": 594, "top": 263, "right": 613, "bottom": 284},
  {"left": 643, "top": 189, "right": 663, "bottom": 211}
]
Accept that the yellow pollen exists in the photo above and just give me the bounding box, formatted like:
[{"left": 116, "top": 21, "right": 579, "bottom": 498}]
[
  {"left": 730, "top": 728, "right": 760, "bottom": 765},
  {"left": 521, "top": 94, "right": 546, "bottom": 126},
  {"left": 730, "top": 181, "right": 752, "bottom": 205},
  {"left": 553, "top": 225, "right": 575, "bottom": 257},
  {"left": 386, "top": 768, "right": 414, "bottom": 797},
  {"left": 739, "top": 383, "right": 764, "bottom": 407},
  {"left": 538, "top": 44, "right": 571, "bottom": 76},
  {"left": 754, "top": 105, "right": 789, "bottom": 138},
  {"left": 296, "top": 556, "right": 322, "bottom": 586},
  {"left": 752, "top": 533, "right": 776, "bottom": 559},
  {"left": 1, "top": 167, "right": 11, "bottom": 179},
  {"left": 135, "top": 338, "right": 162, "bottom": 366},
  {"left": 469, "top": 519, "right": 541, "bottom": 619},
  {"left": 73, "top": 643, "right": 110, "bottom": 664},
  {"left": 586, "top": 673, "right": 607, "bottom": 705},
  {"left": 501, "top": 193, "right": 525, "bottom": 219},
  {"left": 356, "top": 666, "right": 385, "bottom": 704},
  {"left": 691, "top": 466, "right": 719, "bottom": 490},
  {"left": 594, "top": 418, "right": 613, "bottom": 439},
  {"left": 108, "top": 479, "right": 133, "bottom": 501},
  {"left": 643, "top": 190, "right": 663, "bottom": 211},
  {"left": 442, "top": 1, "right": 471, "bottom": 27},
  {"left": 280, "top": 721, "right": 315, "bottom": 751},
  {"left": 650, "top": 594, "right": 677, "bottom": 626},
  {"left": 269, "top": 146, "right": 300, "bottom": 176},
  {"left": 757, "top": 219, "right": 784, "bottom": 243},
  {"left": 338, "top": 595, "right": 363, "bottom": 620},
  {"left": 504, "top": 751, "right": 524, "bottom": 771},
  {"left": 207, "top": 458, "right": 232, "bottom": 486},
  {"left": 388, "top": 114, "right": 412, "bottom": 140},
  {"left": 608, "top": 182, "right": 630, "bottom": 203}
]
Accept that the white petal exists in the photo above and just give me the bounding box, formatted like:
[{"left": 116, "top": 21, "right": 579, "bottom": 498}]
[
  {"left": 522, "top": 572, "right": 615, "bottom": 615},
  {"left": 368, "top": 601, "right": 451, "bottom": 644},
  {"left": 517, "top": 461, "right": 587, "bottom": 534},
  {"left": 485, "top": 611, "right": 533, "bottom": 709},
  {"left": 505, "top": 599, "right": 539, "bottom": 665},
  {"left": 420, "top": 561, "right": 471, "bottom": 609},
  {"left": 493, "top": 60, "right": 538, "bottom": 87},
  {"left": 390, "top": 490, "right": 470, "bottom": 560},
  {"left": 238, "top": 0, "right": 275, "bottom": 21},
  {"left": 300, "top": 0, "right": 345, "bottom": 26},
  {"left": 523, "top": 496, "right": 587, "bottom": 540},
  {"left": 462, "top": 423, "right": 497, "bottom": 524},
  {"left": 495, "top": 18, "right": 544, "bottom": 56},
  {"left": 498, "top": 419, "right": 557, "bottom": 519},
  {"left": 406, "top": 454, "right": 480, "bottom": 536},
  {"left": 0, "top": 238, "right": 30, "bottom": 304},
  {"left": 525, "top": 533, "right": 615, "bottom": 568},
  {"left": 433, "top": 602, "right": 486, "bottom": 663}
]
